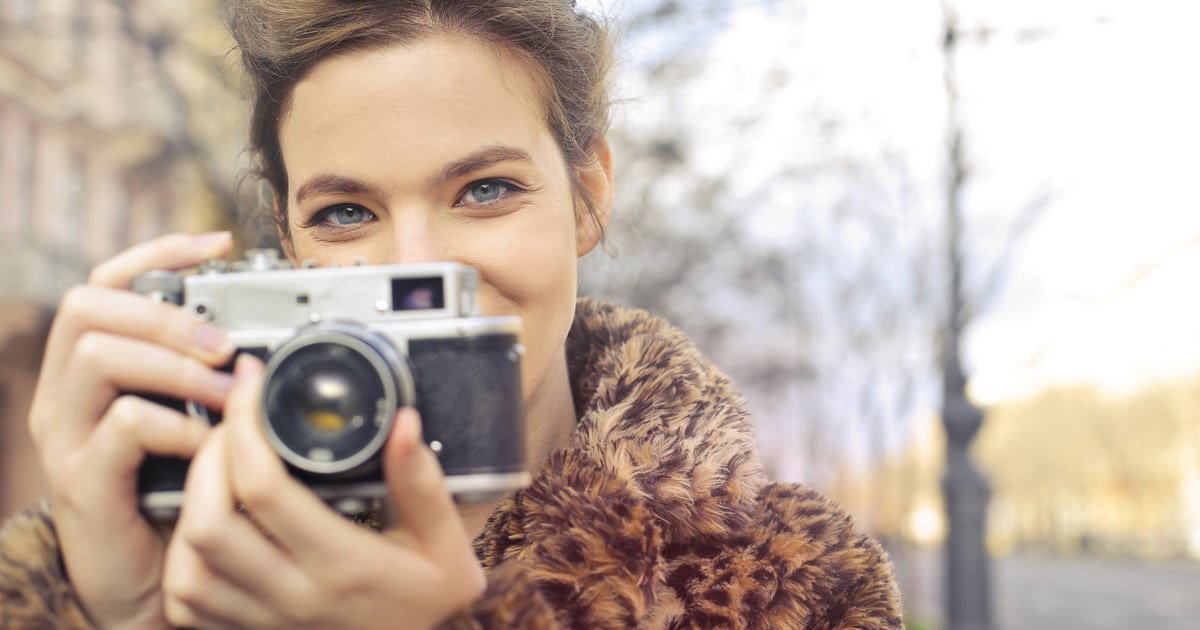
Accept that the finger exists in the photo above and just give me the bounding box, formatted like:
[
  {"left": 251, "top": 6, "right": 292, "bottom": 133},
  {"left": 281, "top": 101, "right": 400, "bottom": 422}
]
[
  {"left": 163, "top": 530, "right": 278, "bottom": 630},
  {"left": 220, "top": 355, "right": 364, "bottom": 565},
  {"left": 40, "top": 285, "right": 234, "bottom": 389},
  {"left": 77, "top": 395, "right": 210, "bottom": 491},
  {"left": 47, "top": 398, "right": 204, "bottom": 628},
  {"left": 220, "top": 358, "right": 481, "bottom": 611},
  {"left": 89, "top": 232, "right": 233, "bottom": 289},
  {"left": 66, "top": 332, "right": 235, "bottom": 412},
  {"left": 382, "top": 410, "right": 487, "bottom": 609},
  {"left": 40, "top": 333, "right": 233, "bottom": 452},
  {"left": 174, "top": 425, "right": 312, "bottom": 608},
  {"left": 219, "top": 356, "right": 432, "bottom": 574},
  {"left": 382, "top": 407, "right": 475, "bottom": 562}
]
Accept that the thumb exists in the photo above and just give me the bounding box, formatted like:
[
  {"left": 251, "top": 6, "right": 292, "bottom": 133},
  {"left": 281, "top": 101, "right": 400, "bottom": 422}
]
[{"left": 382, "top": 408, "right": 469, "bottom": 557}]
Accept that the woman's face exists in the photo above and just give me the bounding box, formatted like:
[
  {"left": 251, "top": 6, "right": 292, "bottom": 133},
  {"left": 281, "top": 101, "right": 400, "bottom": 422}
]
[{"left": 278, "top": 35, "right": 609, "bottom": 405}]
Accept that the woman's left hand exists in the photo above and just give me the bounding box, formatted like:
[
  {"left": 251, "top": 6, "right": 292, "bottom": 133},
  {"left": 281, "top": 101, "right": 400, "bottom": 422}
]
[{"left": 161, "top": 355, "right": 486, "bottom": 629}]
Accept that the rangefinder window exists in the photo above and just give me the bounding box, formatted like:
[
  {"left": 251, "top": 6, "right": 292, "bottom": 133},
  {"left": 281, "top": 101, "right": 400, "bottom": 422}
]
[{"left": 392, "top": 276, "right": 444, "bottom": 311}]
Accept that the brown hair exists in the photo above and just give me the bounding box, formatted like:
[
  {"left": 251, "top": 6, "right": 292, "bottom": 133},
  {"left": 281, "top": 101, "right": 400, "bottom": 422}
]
[{"left": 223, "top": 0, "right": 613, "bottom": 243}]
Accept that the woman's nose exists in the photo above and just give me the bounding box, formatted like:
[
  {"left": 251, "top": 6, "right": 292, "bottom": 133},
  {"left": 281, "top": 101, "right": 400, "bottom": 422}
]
[{"left": 387, "top": 210, "right": 444, "bottom": 264}]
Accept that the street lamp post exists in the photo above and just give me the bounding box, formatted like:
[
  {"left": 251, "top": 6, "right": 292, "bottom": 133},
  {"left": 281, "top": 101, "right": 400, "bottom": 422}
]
[
  {"left": 942, "top": 5, "right": 993, "bottom": 626},
  {"left": 941, "top": 356, "right": 992, "bottom": 629}
]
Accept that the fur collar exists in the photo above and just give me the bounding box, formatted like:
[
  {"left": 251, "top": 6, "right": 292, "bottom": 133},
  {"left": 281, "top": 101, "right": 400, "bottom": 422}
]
[
  {"left": 487, "top": 295, "right": 768, "bottom": 544},
  {"left": 465, "top": 299, "right": 768, "bottom": 627},
  {"left": 0, "top": 299, "right": 900, "bottom": 629},
  {"left": 561, "top": 298, "right": 766, "bottom": 542}
]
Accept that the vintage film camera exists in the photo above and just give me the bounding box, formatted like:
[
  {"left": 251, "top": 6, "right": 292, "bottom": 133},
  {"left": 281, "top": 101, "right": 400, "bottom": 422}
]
[{"left": 133, "top": 249, "right": 529, "bottom": 521}]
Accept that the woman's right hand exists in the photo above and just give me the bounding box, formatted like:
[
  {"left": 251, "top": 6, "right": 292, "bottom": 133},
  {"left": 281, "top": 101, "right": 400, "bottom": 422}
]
[{"left": 28, "top": 232, "right": 238, "bottom": 629}]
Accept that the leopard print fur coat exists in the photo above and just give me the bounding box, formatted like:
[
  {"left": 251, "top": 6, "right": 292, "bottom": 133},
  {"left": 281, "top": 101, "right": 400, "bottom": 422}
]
[{"left": 0, "top": 299, "right": 902, "bottom": 628}]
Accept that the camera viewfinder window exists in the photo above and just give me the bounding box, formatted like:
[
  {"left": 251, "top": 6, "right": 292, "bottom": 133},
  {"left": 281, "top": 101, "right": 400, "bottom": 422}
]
[{"left": 391, "top": 276, "right": 445, "bottom": 311}]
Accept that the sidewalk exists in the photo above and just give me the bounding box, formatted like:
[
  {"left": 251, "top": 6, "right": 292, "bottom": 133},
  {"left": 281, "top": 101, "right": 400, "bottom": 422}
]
[{"left": 890, "top": 546, "right": 1200, "bottom": 629}]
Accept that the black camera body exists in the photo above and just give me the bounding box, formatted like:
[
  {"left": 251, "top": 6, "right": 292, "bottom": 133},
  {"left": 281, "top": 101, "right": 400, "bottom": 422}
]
[{"left": 134, "top": 250, "right": 528, "bottom": 521}]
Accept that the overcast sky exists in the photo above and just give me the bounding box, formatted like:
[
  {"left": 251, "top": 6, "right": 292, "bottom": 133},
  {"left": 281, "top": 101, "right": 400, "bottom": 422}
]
[
  {"left": 954, "top": 0, "right": 1200, "bottom": 400},
  {"left": 589, "top": 0, "right": 1200, "bottom": 406}
]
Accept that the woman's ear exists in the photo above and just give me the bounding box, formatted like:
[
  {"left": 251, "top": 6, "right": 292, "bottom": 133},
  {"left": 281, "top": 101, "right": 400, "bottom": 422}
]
[{"left": 576, "top": 136, "right": 614, "bottom": 257}]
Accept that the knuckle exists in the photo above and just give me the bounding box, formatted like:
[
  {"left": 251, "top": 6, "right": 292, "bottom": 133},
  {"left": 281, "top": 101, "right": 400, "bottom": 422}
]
[
  {"left": 72, "top": 331, "right": 110, "bottom": 370},
  {"left": 57, "top": 285, "right": 93, "bottom": 317},
  {"left": 105, "top": 396, "right": 145, "bottom": 434},
  {"left": 179, "top": 511, "right": 225, "bottom": 554}
]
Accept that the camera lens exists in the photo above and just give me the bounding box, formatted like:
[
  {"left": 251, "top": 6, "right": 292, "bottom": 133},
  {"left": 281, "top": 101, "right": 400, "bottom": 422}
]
[
  {"left": 299, "top": 370, "right": 355, "bottom": 432},
  {"left": 262, "top": 323, "right": 414, "bottom": 476}
]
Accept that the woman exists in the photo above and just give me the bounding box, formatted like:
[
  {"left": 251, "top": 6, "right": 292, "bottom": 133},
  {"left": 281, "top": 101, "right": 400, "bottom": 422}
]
[{"left": 0, "top": 1, "right": 902, "bottom": 627}]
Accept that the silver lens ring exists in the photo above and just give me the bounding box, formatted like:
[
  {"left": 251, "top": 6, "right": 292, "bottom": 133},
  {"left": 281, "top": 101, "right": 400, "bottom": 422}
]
[{"left": 261, "top": 322, "right": 415, "bottom": 476}]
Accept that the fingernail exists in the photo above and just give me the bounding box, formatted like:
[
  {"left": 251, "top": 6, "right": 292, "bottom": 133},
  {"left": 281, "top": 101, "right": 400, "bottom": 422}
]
[
  {"left": 402, "top": 408, "right": 424, "bottom": 442},
  {"left": 393, "top": 408, "right": 423, "bottom": 457},
  {"left": 195, "top": 323, "right": 233, "bottom": 355}
]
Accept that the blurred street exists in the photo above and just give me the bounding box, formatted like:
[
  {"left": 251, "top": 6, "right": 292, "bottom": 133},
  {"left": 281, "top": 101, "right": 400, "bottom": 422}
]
[{"left": 894, "top": 548, "right": 1200, "bottom": 629}]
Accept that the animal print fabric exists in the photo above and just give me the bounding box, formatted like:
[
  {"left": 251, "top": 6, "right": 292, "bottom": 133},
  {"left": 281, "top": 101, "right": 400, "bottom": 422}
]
[{"left": 0, "top": 299, "right": 902, "bottom": 629}]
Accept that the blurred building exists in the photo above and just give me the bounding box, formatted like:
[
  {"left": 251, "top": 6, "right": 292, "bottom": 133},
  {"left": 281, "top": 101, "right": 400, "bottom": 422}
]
[{"left": 0, "top": 0, "right": 241, "bottom": 519}]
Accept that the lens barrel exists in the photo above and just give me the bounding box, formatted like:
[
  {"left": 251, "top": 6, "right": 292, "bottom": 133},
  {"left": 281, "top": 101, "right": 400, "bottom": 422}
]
[{"left": 261, "top": 323, "right": 414, "bottom": 477}]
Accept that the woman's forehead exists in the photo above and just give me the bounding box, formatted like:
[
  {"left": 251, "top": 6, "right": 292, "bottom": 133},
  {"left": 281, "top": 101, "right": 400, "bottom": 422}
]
[
  {"left": 287, "top": 36, "right": 547, "bottom": 127},
  {"left": 278, "top": 36, "right": 561, "bottom": 189}
]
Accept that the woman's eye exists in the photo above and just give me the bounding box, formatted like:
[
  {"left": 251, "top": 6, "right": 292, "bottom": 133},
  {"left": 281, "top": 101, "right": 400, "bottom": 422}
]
[
  {"left": 314, "top": 204, "right": 375, "bottom": 226},
  {"left": 459, "top": 179, "right": 520, "bottom": 205}
]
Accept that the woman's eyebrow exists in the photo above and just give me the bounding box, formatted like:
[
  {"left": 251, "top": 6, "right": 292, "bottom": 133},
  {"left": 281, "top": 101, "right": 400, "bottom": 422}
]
[
  {"left": 293, "top": 146, "right": 533, "bottom": 204},
  {"left": 294, "top": 174, "right": 375, "bottom": 204},
  {"left": 438, "top": 145, "right": 534, "bottom": 183}
]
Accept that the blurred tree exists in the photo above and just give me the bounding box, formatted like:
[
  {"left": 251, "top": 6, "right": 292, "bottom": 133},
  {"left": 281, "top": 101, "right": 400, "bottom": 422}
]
[
  {"left": 106, "top": 0, "right": 260, "bottom": 244},
  {"left": 581, "top": 0, "right": 942, "bottom": 514},
  {"left": 0, "top": 0, "right": 248, "bottom": 519},
  {"left": 977, "top": 379, "right": 1200, "bottom": 559}
]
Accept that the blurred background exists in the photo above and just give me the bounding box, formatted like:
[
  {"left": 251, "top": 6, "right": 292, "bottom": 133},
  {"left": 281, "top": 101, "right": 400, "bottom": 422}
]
[{"left": 2, "top": 0, "right": 1198, "bottom": 628}]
